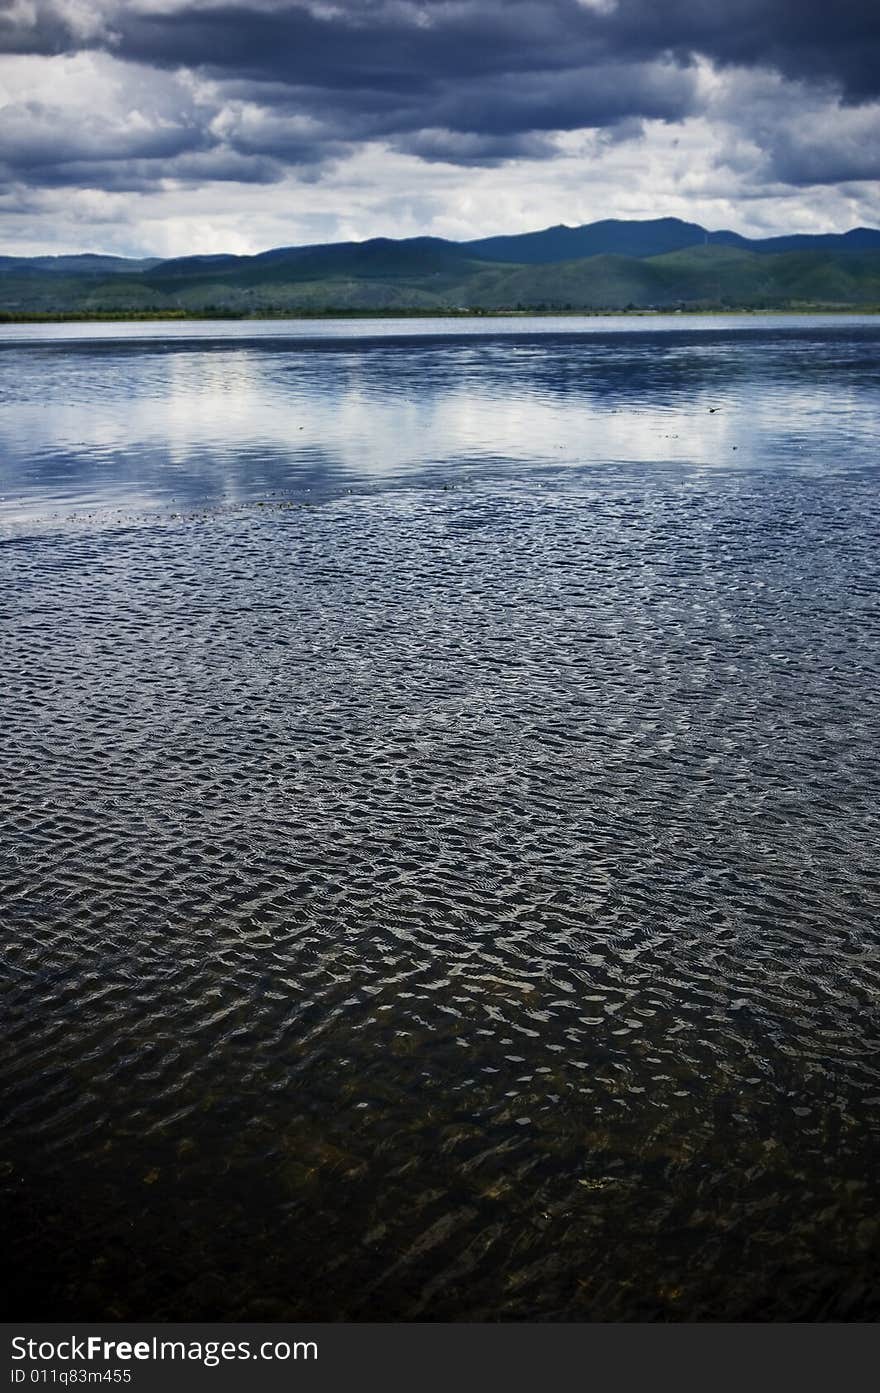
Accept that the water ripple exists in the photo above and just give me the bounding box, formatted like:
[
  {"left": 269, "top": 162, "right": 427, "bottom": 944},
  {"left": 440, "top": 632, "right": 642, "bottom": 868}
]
[{"left": 3, "top": 453, "right": 880, "bottom": 1319}]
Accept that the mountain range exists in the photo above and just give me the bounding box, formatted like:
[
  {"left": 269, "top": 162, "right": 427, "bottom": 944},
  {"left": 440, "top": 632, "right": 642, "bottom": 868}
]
[{"left": 3, "top": 217, "right": 880, "bottom": 316}]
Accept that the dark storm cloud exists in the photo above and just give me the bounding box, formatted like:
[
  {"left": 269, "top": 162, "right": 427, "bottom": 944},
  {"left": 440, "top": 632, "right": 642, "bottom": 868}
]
[
  {"left": 0, "top": 101, "right": 208, "bottom": 169},
  {"left": 0, "top": 0, "right": 878, "bottom": 193},
  {"left": 397, "top": 129, "right": 559, "bottom": 166},
  {"left": 610, "top": 0, "right": 880, "bottom": 103},
  {"left": 745, "top": 100, "right": 880, "bottom": 186},
  {"left": 0, "top": 149, "right": 285, "bottom": 193},
  {"left": 5, "top": 0, "right": 878, "bottom": 97}
]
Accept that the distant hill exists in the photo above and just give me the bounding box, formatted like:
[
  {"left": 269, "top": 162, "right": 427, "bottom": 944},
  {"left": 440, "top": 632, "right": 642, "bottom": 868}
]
[
  {"left": 0, "top": 253, "right": 160, "bottom": 275},
  {"left": 462, "top": 218, "right": 880, "bottom": 264},
  {"left": 464, "top": 218, "right": 714, "bottom": 263},
  {"left": 147, "top": 237, "right": 474, "bottom": 285},
  {"left": 2, "top": 220, "right": 880, "bottom": 316}
]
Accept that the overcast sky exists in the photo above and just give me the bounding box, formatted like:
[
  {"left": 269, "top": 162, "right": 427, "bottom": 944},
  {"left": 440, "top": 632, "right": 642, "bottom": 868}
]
[{"left": 1, "top": 0, "right": 879, "bottom": 256}]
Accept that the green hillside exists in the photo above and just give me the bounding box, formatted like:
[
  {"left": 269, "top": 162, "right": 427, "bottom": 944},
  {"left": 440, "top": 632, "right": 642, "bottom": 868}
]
[{"left": 2, "top": 238, "right": 880, "bottom": 317}]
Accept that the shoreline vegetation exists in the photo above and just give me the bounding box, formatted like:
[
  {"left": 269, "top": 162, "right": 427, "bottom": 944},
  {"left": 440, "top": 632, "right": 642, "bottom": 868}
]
[{"left": 3, "top": 304, "right": 879, "bottom": 323}]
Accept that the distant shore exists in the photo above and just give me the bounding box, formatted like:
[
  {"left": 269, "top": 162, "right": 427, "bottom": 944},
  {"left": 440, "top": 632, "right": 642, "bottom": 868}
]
[{"left": 2, "top": 305, "right": 879, "bottom": 324}]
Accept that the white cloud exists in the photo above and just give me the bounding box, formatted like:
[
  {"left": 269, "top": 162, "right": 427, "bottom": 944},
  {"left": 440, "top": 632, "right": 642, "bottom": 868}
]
[
  {"left": 2, "top": 106, "right": 879, "bottom": 260},
  {"left": 1, "top": 23, "right": 879, "bottom": 255}
]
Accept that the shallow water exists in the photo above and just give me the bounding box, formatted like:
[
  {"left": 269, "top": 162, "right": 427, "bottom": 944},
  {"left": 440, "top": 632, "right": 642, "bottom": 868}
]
[{"left": 2, "top": 317, "right": 880, "bottom": 1320}]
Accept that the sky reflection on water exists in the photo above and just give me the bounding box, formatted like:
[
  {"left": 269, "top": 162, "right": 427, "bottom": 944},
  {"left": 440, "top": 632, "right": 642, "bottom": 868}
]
[{"left": 1, "top": 318, "right": 879, "bottom": 530}]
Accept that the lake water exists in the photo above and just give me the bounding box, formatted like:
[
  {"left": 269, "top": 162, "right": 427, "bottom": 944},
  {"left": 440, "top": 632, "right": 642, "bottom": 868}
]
[{"left": 3, "top": 315, "right": 880, "bottom": 1320}]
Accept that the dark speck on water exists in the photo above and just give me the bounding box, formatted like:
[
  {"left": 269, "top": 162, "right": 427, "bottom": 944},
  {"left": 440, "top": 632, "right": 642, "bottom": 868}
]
[{"left": 2, "top": 314, "right": 880, "bottom": 1321}]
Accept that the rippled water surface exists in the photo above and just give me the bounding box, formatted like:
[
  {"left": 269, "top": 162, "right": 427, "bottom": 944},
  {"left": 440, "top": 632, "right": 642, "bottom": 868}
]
[{"left": 3, "top": 317, "right": 880, "bottom": 1320}]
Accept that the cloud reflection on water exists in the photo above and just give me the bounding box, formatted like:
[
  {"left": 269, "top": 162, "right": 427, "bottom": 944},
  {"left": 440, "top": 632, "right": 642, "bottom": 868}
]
[{"left": 1, "top": 319, "right": 878, "bottom": 529}]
